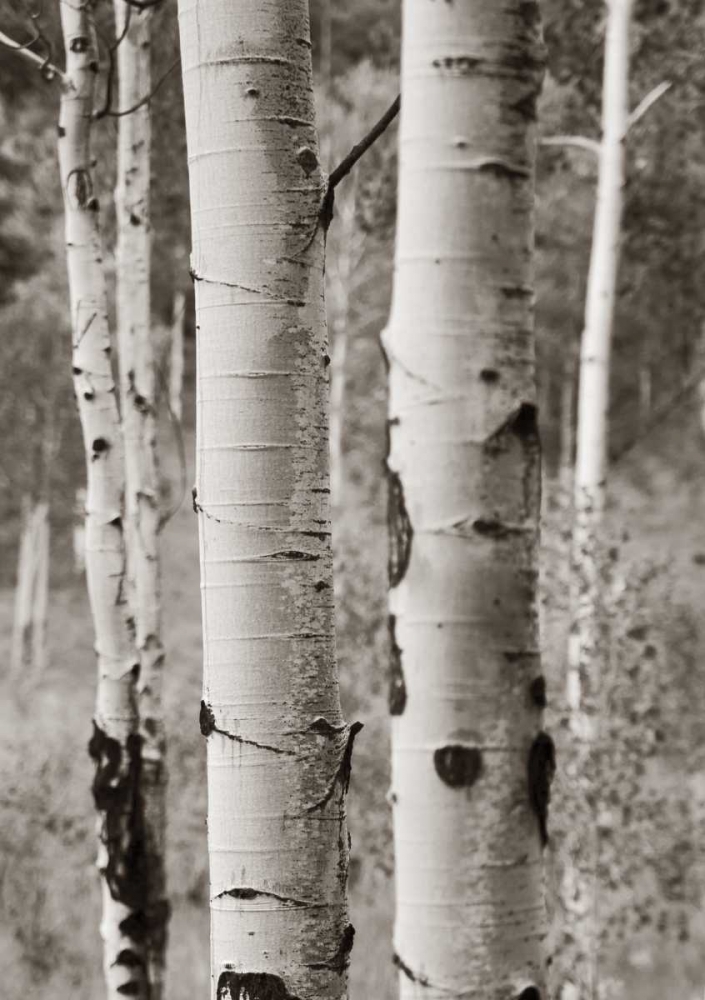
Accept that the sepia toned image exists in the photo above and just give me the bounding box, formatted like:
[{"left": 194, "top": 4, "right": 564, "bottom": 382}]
[{"left": 0, "top": 2, "right": 704, "bottom": 999}]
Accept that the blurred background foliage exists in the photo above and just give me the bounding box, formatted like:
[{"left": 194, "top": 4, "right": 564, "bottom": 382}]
[{"left": 2, "top": 0, "right": 705, "bottom": 998}]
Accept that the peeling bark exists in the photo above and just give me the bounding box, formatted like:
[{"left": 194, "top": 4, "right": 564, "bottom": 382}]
[
  {"left": 58, "top": 6, "right": 146, "bottom": 995},
  {"left": 385, "top": 1, "right": 549, "bottom": 996},
  {"left": 388, "top": 614, "right": 407, "bottom": 716},
  {"left": 178, "top": 3, "right": 354, "bottom": 997},
  {"left": 216, "top": 970, "right": 301, "bottom": 1000}
]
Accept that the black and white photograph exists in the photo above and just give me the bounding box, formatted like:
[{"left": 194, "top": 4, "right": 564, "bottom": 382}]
[{"left": 0, "top": 2, "right": 703, "bottom": 998}]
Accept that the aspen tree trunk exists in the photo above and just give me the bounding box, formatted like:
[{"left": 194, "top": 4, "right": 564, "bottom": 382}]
[
  {"left": 74, "top": 486, "right": 87, "bottom": 573},
  {"left": 11, "top": 497, "right": 49, "bottom": 677},
  {"left": 178, "top": 3, "right": 355, "bottom": 999},
  {"left": 560, "top": 2, "right": 632, "bottom": 998},
  {"left": 383, "top": 3, "right": 548, "bottom": 997},
  {"left": 11, "top": 497, "right": 36, "bottom": 675},
  {"left": 638, "top": 356, "right": 651, "bottom": 422},
  {"left": 31, "top": 499, "right": 49, "bottom": 676},
  {"left": 169, "top": 289, "right": 186, "bottom": 423},
  {"left": 114, "top": 3, "right": 170, "bottom": 994},
  {"left": 559, "top": 346, "right": 576, "bottom": 498},
  {"left": 58, "top": 7, "right": 148, "bottom": 998},
  {"left": 319, "top": 1, "right": 333, "bottom": 167},
  {"left": 696, "top": 326, "right": 705, "bottom": 438},
  {"left": 328, "top": 188, "right": 362, "bottom": 507}
]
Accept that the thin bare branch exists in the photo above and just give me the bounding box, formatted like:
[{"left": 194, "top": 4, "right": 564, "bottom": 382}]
[
  {"left": 98, "top": 55, "right": 179, "bottom": 118},
  {"left": 540, "top": 134, "right": 600, "bottom": 156},
  {"left": 611, "top": 362, "right": 705, "bottom": 464},
  {"left": 328, "top": 94, "right": 401, "bottom": 191},
  {"left": 93, "top": 5, "right": 132, "bottom": 120},
  {"left": 0, "top": 28, "right": 66, "bottom": 82},
  {"left": 625, "top": 80, "right": 672, "bottom": 133}
]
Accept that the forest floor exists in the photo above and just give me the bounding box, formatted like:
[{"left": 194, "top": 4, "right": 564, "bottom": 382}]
[{"left": 2, "top": 354, "right": 705, "bottom": 1000}]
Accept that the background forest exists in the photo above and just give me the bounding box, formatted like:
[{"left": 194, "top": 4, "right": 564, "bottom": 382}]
[{"left": 2, "top": 1, "right": 705, "bottom": 998}]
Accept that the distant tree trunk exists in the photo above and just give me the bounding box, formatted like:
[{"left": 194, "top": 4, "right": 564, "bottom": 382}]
[
  {"left": 559, "top": 344, "right": 577, "bottom": 498},
  {"left": 696, "top": 325, "right": 705, "bottom": 438},
  {"left": 319, "top": 0, "right": 333, "bottom": 166},
  {"left": 58, "top": 6, "right": 147, "bottom": 998},
  {"left": 328, "top": 182, "right": 363, "bottom": 506},
  {"left": 384, "top": 2, "right": 548, "bottom": 997},
  {"left": 178, "top": 3, "right": 355, "bottom": 999},
  {"left": 32, "top": 501, "right": 49, "bottom": 671},
  {"left": 169, "top": 289, "right": 185, "bottom": 423},
  {"left": 560, "top": 1, "right": 633, "bottom": 997},
  {"left": 638, "top": 352, "right": 651, "bottom": 423},
  {"left": 11, "top": 496, "right": 49, "bottom": 678},
  {"left": 73, "top": 486, "right": 87, "bottom": 573},
  {"left": 114, "top": 2, "right": 169, "bottom": 994}
]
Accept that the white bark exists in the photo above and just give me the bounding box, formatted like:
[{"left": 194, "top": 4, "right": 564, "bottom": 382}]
[
  {"left": 560, "top": 2, "right": 633, "bottom": 997},
  {"left": 178, "top": 2, "right": 355, "bottom": 999},
  {"left": 11, "top": 497, "right": 49, "bottom": 679},
  {"left": 169, "top": 289, "right": 186, "bottom": 422},
  {"left": 114, "top": 2, "right": 169, "bottom": 993},
  {"left": 384, "top": 3, "right": 548, "bottom": 998},
  {"left": 58, "top": 6, "right": 147, "bottom": 997}
]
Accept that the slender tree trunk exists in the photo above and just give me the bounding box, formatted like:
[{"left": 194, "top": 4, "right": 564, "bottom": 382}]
[
  {"left": 328, "top": 190, "right": 362, "bottom": 507},
  {"left": 328, "top": 313, "right": 348, "bottom": 506},
  {"left": 12, "top": 496, "right": 36, "bottom": 675},
  {"left": 31, "top": 499, "right": 49, "bottom": 676},
  {"left": 11, "top": 496, "right": 49, "bottom": 678},
  {"left": 638, "top": 349, "right": 651, "bottom": 423},
  {"left": 696, "top": 325, "right": 705, "bottom": 438},
  {"left": 58, "top": 7, "right": 148, "bottom": 998},
  {"left": 73, "top": 486, "right": 87, "bottom": 574},
  {"left": 560, "top": 2, "right": 632, "bottom": 998},
  {"left": 384, "top": 3, "right": 548, "bottom": 997},
  {"left": 559, "top": 344, "right": 577, "bottom": 499},
  {"left": 319, "top": 0, "right": 333, "bottom": 167},
  {"left": 169, "top": 289, "right": 186, "bottom": 423},
  {"left": 114, "top": 3, "right": 170, "bottom": 994},
  {"left": 178, "top": 3, "right": 355, "bottom": 999}
]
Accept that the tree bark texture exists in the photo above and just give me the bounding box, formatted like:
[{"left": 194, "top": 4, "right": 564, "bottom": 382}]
[
  {"left": 384, "top": 3, "right": 548, "bottom": 998},
  {"left": 560, "top": 2, "right": 632, "bottom": 998},
  {"left": 58, "top": 6, "right": 148, "bottom": 997},
  {"left": 114, "top": 3, "right": 170, "bottom": 994},
  {"left": 178, "top": 2, "right": 355, "bottom": 998}
]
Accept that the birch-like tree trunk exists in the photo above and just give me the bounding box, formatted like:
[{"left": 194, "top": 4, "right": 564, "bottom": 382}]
[
  {"left": 383, "top": 3, "right": 548, "bottom": 997},
  {"left": 58, "top": 6, "right": 148, "bottom": 997},
  {"left": 178, "top": 3, "right": 356, "bottom": 998},
  {"left": 328, "top": 182, "right": 364, "bottom": 507},
  {"left": 114, "top": 3, "right": 170, "bottom": 994},
  {"left": 11, "top": 496, "right": 49, "bottom": 678},
  {"left": 560, "top": 2, "right": 633, "bottom": 997},
  {"left": 559, "top": 345, "right": 577, "bottom": 498},
  {"left": 169, "top": 289, "right": 186, "bottom": 423},
  {"left": 73, "top": 486, "right": 87, "bottom": 573}
]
